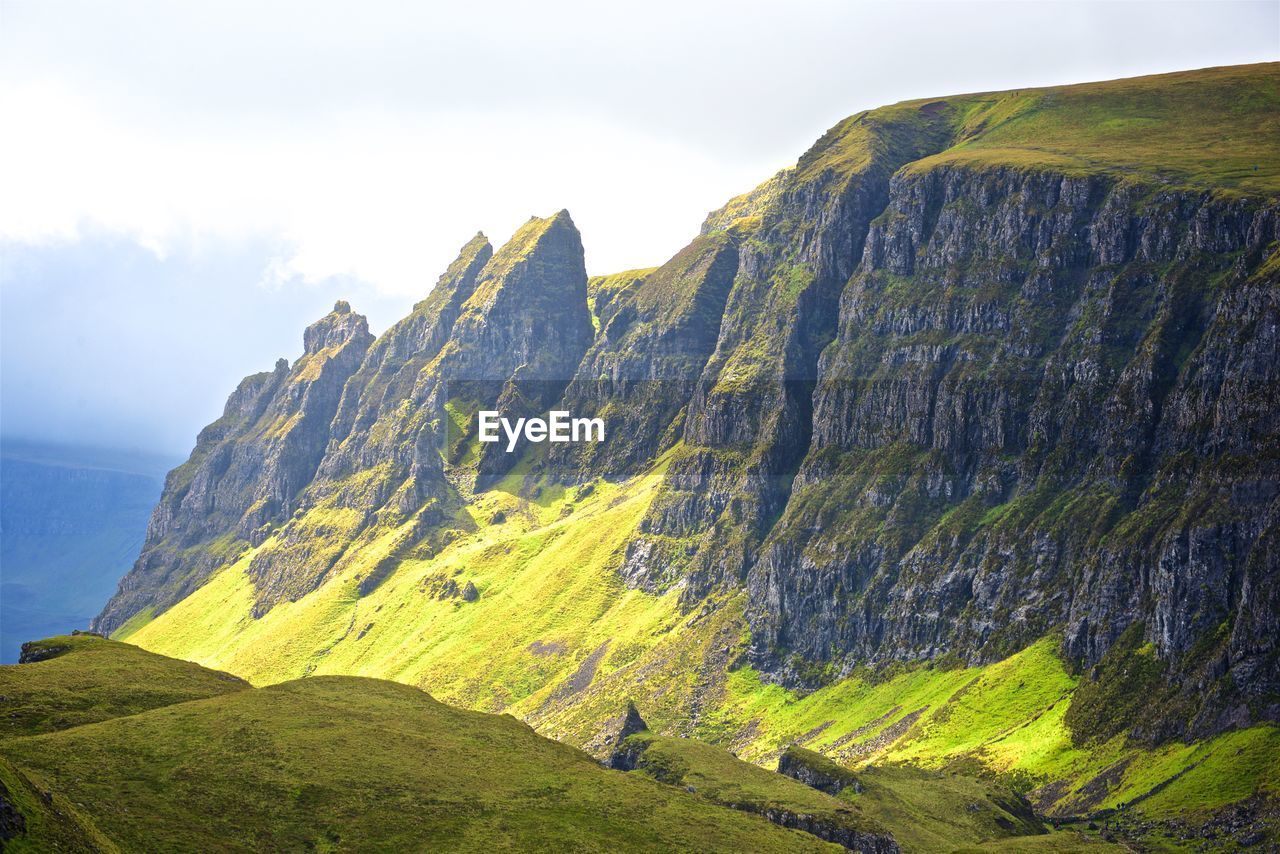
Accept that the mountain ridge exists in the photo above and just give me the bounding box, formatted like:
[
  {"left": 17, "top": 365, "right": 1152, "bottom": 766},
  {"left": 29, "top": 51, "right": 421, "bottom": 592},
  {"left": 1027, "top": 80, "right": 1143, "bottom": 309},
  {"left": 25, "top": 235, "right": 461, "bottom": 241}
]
[{"left": 90, "top": 65, "right": 1280, "bottom": 835}]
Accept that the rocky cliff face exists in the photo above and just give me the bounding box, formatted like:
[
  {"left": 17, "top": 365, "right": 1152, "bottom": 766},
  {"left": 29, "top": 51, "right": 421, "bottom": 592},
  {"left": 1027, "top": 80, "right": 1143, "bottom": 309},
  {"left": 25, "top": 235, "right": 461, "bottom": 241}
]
[
  {"left": 95, "top": 303, "right": 373, "bottom": 630},
  {"left": 619, "top": 99, "right": 962, "bottom": 599},
  {"left": 314, "top": 231, "right": 492, "bottom": 501},
  {"left": 95, "top": 64, "right": 1280, "bottom": 741},
  {"left": 743, "top": 165, "right": 1279, "bottom": 739},
  {"left": 548, "top": 230, "right": 739, "bottom": 481},
  {"left": 97, "top": 212, "right": 592, "bottom": 625}
]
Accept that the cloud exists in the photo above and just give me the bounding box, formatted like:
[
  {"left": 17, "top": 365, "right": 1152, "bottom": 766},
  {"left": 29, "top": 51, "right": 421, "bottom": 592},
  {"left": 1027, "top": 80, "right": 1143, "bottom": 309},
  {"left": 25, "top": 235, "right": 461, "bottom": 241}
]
[
  {"left": 0, "top": 80, "right": 760, "bottom": 294},
  {"left": 3, "top": 1, "right": 1276, "bottom": 293},
  {"left": 0, "top": 229, "right": 415, "bottom": 454}
]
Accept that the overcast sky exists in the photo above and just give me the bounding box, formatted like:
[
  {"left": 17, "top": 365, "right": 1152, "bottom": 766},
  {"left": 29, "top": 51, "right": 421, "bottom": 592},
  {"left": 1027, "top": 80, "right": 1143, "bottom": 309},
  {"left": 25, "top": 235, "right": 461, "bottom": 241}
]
[{"left": 1, "top": 0, "right": 1277, "bottom": 455}]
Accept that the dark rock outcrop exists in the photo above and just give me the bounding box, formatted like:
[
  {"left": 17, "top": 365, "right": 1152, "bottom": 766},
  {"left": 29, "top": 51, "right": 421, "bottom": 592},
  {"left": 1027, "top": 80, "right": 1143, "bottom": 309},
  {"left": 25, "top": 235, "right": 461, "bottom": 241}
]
[
  {"left": 96, "top": 213, "right": 592, "bottom": 626},
  {"left": 614, "top": 732, "right": 899, "bottom": 852},
  {"left": 17, "top": 641, "right": 69, "bottom": 664},
  {"left": 600, "top": 702, "right": 650, "bottom": 767},
  {"left": 548, "top": 231, "right": 740, "bottom": 483},
  {"left": 746, "top": 807, "right": 899, "bottom": 853},
  {"left": 0, "top": 778, "right": 25, "bottom": 843},
  {"left": 624, "top": 101, "right": 962, "bottom": 600},
  {"left": 777, "top": 745, "right": 863, "bottom": 795}
]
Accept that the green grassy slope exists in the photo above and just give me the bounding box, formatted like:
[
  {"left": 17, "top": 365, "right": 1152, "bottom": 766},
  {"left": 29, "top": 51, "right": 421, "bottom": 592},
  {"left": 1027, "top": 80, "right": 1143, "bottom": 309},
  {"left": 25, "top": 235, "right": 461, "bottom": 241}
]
[
  {"left": 713, "top": 639, "right": 1280, "bottom": 828},
  {"left": 904, "top": 63, "right": 1280, "bottom": 194},
  {"left": 851, "top": 767, "right": 1110, "bottom": 853},
  {"left": 0, "top": 634, "right": 248, "bottom": 738},
  {"left": 0, "top": 639, "right": 846, "bottom": 852},
  {"left": 619, "top": 731, "right": 892, "bottom": 840},
  {"left": 0, "top": 755, "right": 118, "bottom": 853},
  {"left": 119, "top": 466, "right": 687, "bottom": 711},
  {"left": 540, "top": 624, "right": 1279, "bottom": 844},
  {"left": 112, "top": 470, "right": 1280, "bottom": 843},
  {"left": 619, "top": 731, "right": 1126, "bottom": 852}
]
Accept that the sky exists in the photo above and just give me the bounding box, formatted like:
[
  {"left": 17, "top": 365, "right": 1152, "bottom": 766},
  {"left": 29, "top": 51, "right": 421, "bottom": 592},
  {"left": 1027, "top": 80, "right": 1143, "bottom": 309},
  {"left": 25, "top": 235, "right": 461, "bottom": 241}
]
[{"left": 1, "top": 0, "right": 1277, "bottom": 456}]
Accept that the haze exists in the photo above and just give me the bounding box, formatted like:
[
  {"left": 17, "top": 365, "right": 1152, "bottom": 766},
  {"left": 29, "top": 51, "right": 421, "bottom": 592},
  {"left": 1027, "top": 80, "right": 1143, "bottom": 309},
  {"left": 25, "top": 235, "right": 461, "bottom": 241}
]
[{"left": 1, "top": 0, "right": 1276, "bottom": 455}]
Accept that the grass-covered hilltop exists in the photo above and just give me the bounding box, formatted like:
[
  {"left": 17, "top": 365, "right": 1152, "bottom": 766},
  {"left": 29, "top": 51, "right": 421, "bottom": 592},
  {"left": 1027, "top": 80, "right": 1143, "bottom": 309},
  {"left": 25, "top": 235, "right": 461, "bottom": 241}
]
[
  {"left": 4, "top": 63, "right": 1276, "bottom": 851},
  {"left": 0, "top": 635, "right": 889, "bottom": 851}
]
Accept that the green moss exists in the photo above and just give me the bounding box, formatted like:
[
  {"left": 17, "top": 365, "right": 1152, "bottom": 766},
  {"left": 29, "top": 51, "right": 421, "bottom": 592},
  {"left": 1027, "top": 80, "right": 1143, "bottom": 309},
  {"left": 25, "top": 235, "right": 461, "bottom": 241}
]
[
  {"left": 702, "top": 169, "right": 790, "bottom": 234},
  {"left": 891, "top": 639, "right": 1077, "bottom": 765},
  {"left": 1133, "top": 725, "right": 1280, "bottom": 816},
  {"left": 109, "top": 605, "right": 155, "bottom": 639},
  {"left": 587, "top": 267, "right": 655, "bottom": 332},
  {"left": 624, "top": 732, "right": 1065, "bottom": 851},
  {"left": 852, "top": 765, "right": 1055, "bottom": 852}
]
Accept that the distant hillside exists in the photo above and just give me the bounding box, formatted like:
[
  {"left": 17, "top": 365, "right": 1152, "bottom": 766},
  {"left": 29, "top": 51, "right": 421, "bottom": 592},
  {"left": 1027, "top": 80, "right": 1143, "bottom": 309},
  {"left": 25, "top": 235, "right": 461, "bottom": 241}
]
[{"left": 0, "top": 440, "right": 175, "bottom": 662}]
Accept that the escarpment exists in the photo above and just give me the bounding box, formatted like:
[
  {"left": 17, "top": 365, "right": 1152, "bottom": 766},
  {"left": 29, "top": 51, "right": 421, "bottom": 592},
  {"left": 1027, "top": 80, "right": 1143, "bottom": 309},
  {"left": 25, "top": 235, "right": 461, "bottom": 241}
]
[
  {"left": 96, "top": 63, "right": 1280, "bottom": 741},
  {"left": 744, "top": 163, "right": 1279, "bottom": 740}
]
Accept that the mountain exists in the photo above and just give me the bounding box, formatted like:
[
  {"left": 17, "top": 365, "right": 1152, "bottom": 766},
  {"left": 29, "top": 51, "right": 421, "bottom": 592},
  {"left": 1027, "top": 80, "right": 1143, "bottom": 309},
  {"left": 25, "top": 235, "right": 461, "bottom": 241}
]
[
  {"left": 86, "top": 64, "right": 1280, "bottom": 847},
  {"left": 0, "top": 440, "right": 174, "bottom": 662}
]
